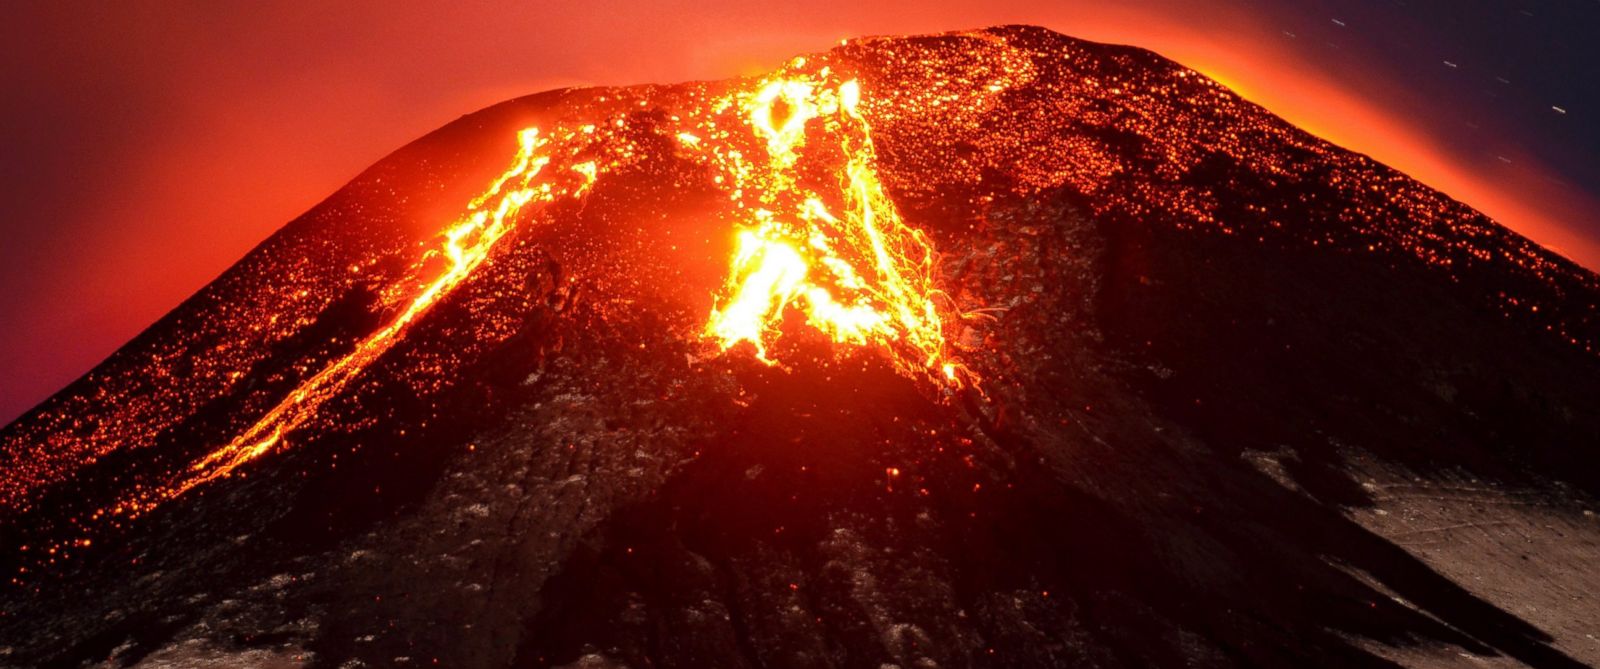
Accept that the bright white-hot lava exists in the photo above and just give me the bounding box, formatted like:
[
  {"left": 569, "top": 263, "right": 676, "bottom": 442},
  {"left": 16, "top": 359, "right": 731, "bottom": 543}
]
[{"left": 701, "top": 73, "right": 956, "bottom": 383}]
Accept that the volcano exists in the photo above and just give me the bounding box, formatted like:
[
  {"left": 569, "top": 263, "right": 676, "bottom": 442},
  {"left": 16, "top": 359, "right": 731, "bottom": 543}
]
[{"left": 3, "top": 25, "right": 1599, "bottom": 668}]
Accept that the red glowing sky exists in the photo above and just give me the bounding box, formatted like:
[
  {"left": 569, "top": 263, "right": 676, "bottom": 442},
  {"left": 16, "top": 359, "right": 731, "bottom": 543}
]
[{"left": 2, "top": 1, "right": 1597, "bottom": 424}]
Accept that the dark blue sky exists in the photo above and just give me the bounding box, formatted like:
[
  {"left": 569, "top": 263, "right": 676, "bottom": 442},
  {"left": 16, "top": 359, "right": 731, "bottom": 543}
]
[{"left": 1251, "top": 0, "right": 1598, "bottom": 217}]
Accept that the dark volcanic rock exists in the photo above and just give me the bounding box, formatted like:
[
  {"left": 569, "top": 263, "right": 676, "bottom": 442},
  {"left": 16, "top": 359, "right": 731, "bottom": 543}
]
[{"left": 2, "top": 25, "right": 1598, "bottom": 669}]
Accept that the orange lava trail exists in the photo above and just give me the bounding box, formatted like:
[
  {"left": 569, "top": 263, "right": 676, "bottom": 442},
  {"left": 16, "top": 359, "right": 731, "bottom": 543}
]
[{"left": 147, "top": 128, "right": 582, "bottom": 508}]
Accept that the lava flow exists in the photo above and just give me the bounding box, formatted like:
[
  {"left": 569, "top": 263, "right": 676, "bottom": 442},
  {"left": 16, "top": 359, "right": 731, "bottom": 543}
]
[
  {"left": 52, "top": 61, "right": 969, "bottom": 537},
  {"left": 170, "top": 127, "right": 579, "bottom": 498},
  {"left": 702, "top": 74, "right": 957, "bottom": 382}
]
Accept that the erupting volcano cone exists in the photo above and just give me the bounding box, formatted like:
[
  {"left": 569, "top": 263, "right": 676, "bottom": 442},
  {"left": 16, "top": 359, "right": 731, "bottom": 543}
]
[{"left": 2, "top": 25, "right": 1598, "bottom": 668}]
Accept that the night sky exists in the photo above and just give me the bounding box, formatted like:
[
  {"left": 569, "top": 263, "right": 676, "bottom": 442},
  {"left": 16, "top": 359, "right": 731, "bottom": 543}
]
[{"left": 2, "top": 0, "right": 1596, "bottom": 424}]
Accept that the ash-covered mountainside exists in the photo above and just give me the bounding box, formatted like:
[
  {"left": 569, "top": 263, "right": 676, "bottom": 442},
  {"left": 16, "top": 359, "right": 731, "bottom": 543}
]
[{"left": 3, "top": 24, "right": 1599, "bottom": 669}]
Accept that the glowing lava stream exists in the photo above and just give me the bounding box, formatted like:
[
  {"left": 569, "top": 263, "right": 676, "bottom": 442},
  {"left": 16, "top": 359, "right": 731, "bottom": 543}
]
[
  {"left": 162, "top": 127, "right": 576, "bottom": 501},
  {"left": 114, "top": 64, "right": 967, "bottom": 518}
]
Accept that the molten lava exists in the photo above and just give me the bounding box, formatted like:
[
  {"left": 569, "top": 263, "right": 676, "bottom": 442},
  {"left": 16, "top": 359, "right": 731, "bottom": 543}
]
[
  {"left": 92, "top": 62, "right": 967, "bottom": 524},
  {"left": 172, "top": 128, "right": 582, "bottom": 498},
  {"left": 701, "top": 75, "right": 952, "bottom": 380}
]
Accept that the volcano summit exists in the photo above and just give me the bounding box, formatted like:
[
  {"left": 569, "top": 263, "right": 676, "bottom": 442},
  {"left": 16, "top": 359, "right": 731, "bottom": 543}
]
[{"left": 2, "top": 25, "right": 1598, "bottom": 668}]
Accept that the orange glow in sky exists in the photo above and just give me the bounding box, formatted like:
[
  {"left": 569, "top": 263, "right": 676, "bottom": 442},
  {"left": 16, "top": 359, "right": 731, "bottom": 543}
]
[{"left": 1, "top": 0, "right": 1595, "bottom": 423}]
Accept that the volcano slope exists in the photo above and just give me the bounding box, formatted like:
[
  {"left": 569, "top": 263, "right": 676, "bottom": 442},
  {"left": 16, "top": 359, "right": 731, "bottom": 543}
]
[{"left": 3, "top": 24, "right": 1600, "bottom": 669}]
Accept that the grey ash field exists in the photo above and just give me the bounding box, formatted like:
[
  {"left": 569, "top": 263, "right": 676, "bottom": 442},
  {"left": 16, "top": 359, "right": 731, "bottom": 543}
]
[{"left": 2, "top": 25, "right": 1599, "bottom": 668}]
